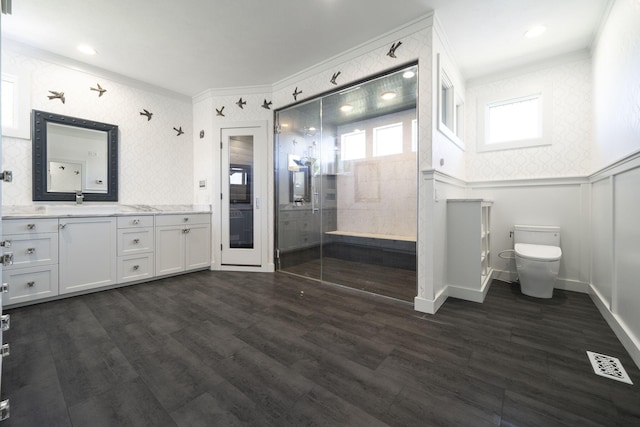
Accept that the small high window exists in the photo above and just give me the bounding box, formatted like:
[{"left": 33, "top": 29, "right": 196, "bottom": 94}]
[
  {"left": 373, "top": 122, "right": 403, "bottom": 157},
  {"left": 1, "top": 71, "right": 31, "bottom": 139},
  {"left": 477, "top": 84, "right": 551, "bottom": 152},
  {"left": 340, "top": 130, "right": 366, "bottom": 161}
]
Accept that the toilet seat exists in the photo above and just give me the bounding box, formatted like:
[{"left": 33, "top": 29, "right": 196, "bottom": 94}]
[{"left": 515, "top": 243, "right": 562, "bottom": 262}]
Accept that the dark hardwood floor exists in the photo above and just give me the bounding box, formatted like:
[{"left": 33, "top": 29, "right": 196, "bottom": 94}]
[
  {"left": 2, "top": 271, "right": 639, "bottom": 426},
  {"left": 281, "top": 257, "right": 416, "bottom": 302}
]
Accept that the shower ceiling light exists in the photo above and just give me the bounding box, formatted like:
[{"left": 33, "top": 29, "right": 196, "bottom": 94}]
[
  {"left": 381, "top": 91, "right": 397, "bottom": 100},
  {"left": 340, "top": 104, "right": 354, "bottom": 112},
  {"left": 403, "top": 70, "right": 415, "bottom": 79}
]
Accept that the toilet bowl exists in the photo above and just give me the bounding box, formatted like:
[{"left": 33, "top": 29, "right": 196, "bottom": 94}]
[{"left": 513, "top": 225, "right": 562, "bottom": 299}]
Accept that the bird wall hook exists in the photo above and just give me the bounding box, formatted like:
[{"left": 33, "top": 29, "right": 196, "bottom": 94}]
[
  {"left": 216, "top": 107, "right": 225, "bottom": 117},
  {"left": 173, "top": 126, "right": 184, "bottom": 136},
  {"left": 140, "top": 109, "right": 153, "bottom": 121},
  {"left": 262, "top": 99, "right": 272, "bottom": 109},
  {"left": 48, "top": 91, "right": 65, "bottom": 104},
  {"left": 236, "top": 97, "right": 247, "bottom": 109},
  {"left": 330, "top": 71, "right": 341, "bottom": 85},
  {"left": 387, "top": 41, "right": 402, "bottom": 58},
  {"left": 293, "top": 87, "right": 302, "bottom": 101},
  {"left": 90, "top": 83, "right": 107, "bottom": 97}
]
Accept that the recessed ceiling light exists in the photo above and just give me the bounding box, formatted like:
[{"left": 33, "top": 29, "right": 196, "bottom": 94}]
[
  {"left": 381, "top": 91, "right": 397, "bottom": 100},
  {"left": 281, "top": 123, "right": 290, "bottom": 128},
  {"left": 77, "top": 44, "right": 97, "bottom": 55},
  {"left": 525, "top": 25, "right": 546, "bottom": 38},
  {"left": 340, "top": 104, "right": 354, "bottom": 112},
  {"left": 403, "top": 70, "right": 415, "bottom": 79}
]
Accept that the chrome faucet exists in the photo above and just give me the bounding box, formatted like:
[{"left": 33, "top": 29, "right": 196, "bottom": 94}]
[{"left": 75, "top": 190, "right": 84, "bottom": 205}]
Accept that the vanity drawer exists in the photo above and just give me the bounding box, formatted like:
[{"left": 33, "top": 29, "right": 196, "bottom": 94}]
[
  {"left": 117, "top": 227, "right": 154, "bottom": 256},
  {"left": 4, "top": 265, "right": 59, "bottom": 305},
  {"left": 155, "top": 213, "right": 210, "bottom": 227},
  {"left": 117, "top": 253, "right": 154, "bottom": 283},
  {"left": 2, "top": 233, "right": 59, "bottom": 270},
  {"left": 3, "top": 218, "right": 59, "bottom": 235},
  {"left": 117, "top": 215, "right": 154, "bottom": 229}
]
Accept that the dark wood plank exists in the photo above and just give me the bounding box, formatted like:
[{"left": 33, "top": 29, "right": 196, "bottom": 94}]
[{"left": 2, "top": 272, "right": 639, "bottom": 426}]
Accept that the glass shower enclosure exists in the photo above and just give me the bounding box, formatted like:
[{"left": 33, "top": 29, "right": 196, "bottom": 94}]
[{"left": 275, "top": 64, "right": 418, "bottom": 302}]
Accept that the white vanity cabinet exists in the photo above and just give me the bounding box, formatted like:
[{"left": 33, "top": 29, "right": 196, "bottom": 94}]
[
  {"left": 155, "top": 214, "right": 211, "bottom": 276},
  {"left": 117, "top": 215, "right": 155, "bottom": 283},
  {"left": 2, "top": 218, "right": 59, "bottom": 305},
  {"left": 446, "top": 199, "right": 493, "bottom": 299},
  {"left": 58, "top": 216, "right": 117, "bottom": 295}
]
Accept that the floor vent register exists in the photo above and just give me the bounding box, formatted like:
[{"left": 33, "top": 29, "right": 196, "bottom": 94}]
[{"left": 586, "top": 351, "right": 633, "bottom": 385}]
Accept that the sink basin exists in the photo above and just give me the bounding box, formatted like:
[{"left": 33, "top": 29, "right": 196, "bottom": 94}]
[{"left": 45, "top": 204, "right": 120, "bottom": 215}]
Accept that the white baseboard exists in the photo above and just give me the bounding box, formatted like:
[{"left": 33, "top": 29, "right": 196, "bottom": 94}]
[
  {"left": 446, "top": 270, "right": 494, "bottom": 303},
  {"left": 590, "top": 284, "right": 640, "bottom": 370},
  {"left": 414, "top": 288, "right": 448, "bottom": 314},
  {"left": 492, "top": 269, "right": 588, "bottom": 294},
  {"left": 555, "top": 278, "right": 589, "bottom": 294}
]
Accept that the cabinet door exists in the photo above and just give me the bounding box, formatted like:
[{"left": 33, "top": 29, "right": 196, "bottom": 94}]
[
  {"left": 155, "top": 226, "right": 186, "bottom": 276},
  {"left": 185, "top": 224, "right": 211, "bottom": 271},
  {"left": 59, "top": 217, "right": 117, "bottom": 294}
]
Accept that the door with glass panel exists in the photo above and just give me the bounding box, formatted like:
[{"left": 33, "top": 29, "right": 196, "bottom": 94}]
[{"left": 220, "top": 127, "right": 264, "bottom": 266}]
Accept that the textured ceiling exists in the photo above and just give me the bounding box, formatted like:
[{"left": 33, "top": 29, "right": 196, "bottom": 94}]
[{"left": 1, "top": 0, "right": 609, "bottom": 96}]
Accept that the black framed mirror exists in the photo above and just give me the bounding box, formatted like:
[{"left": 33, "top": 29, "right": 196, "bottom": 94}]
[
  {"left": 288, "top": 154, "right": 311, "bottom": 203},
  {"left": 32, "top": 110, "right": 118, "bottom": 202}
]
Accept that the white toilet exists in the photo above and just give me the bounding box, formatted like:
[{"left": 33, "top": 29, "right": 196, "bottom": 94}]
[{"left": 513, "top": 225, "right": 562, "bottom": 298}]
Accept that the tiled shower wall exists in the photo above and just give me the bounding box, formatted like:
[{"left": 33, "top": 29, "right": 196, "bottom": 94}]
[{"left": 2, "top": 47, "right": 194, "bottom": 206}]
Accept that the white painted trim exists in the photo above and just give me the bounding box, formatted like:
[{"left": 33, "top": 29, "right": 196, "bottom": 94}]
[
  {"left": 555, "top": 278, "right": 590, "bottom": 294},
  {"left": 3, "top": 38, "right": 190, "bottom": 102},
  {"left": 590, "top": 0, "right": 617, "bottom": 52},
  {"left": 491, "top": 269, "right": 589, "bottom": 294},
  {"left": 590, "top": 283, "right": 640, "bottom": 370},
  {"left": 422, "top": 168, "right": 467, "bottom": 189},
  {"left": 469, "top": 176, "right": 588, "bottom": 188},
  {"left": 414, "top": 288, "right": 448, "bottom": 314},
  {"left": 446, "top": 270, "right": 493, "bottom": 303},
  {"left": 272, "top": 13, "right": 434, "bottom": 92},
  {"left": 193, "top": 85, "right": 273, "bottom": 104},
  {"left": 215, "top": 264, "right": 275, "bottom": 273},
  {"left": 466, "top": 49, "right": 592, "bottom": 88},
  {"left": 589, "top": 149, "right": 640, "bottom": 182}
]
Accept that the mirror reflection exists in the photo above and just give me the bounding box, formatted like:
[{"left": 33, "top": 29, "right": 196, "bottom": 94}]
[{"left": 46, "top": 122, "right": 108, "bottom": 193}]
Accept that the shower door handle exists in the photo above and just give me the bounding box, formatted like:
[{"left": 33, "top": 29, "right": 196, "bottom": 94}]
[{"left": 312, "top": 192, "right": 319, "bottom": 214}]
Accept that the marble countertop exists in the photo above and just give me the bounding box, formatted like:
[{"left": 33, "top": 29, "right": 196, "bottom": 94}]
[{"left": 2, "top": 204, "right": 212, "bottom": 219}]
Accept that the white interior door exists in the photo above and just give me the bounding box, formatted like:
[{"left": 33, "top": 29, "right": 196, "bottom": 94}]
[{"left": 220, "top": 126, "right": 265, "bottom": 266}]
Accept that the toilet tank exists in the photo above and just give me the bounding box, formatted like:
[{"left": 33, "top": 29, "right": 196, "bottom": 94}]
[{"left": 513, "top": 225, "right": 560, "bottom": 246}]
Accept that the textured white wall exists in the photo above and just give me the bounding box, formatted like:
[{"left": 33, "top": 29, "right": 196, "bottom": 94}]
[
  {"left": 592, "top": 0, "right": 640, "bottom": 171},
  {"left": 2, "top": 48, "right": 194, "bottom": 206},
  {"left": 465, "top": 56, "right": 592, "bottom": 181},
  {"left": 470, "top": 182, "right": 587, "bottom": 287}
]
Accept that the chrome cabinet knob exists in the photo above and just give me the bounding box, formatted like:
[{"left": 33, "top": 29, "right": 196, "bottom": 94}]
[
  {"left": 133, "top": 219, "right": 140, "bottom": 225},
  {"left": 27, "top": 247, "right": 36, "bottom": 254},
  {"left": 133, "top": 265, "right": 139, "bottom": 270},
  {"left": 27, "top": 224, "right": 36, "bottom": 230},
  {"left": 133, "top": 238, "right": 140, "bottom": 244},
  {"left": 27, "top": 281, "right": 35, "bottom": 287}
]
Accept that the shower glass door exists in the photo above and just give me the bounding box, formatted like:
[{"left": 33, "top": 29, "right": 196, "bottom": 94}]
[
  {"left": 275, "top": 64, "right": 418, "bottom": 302},
  {"left": 276, "top": 99, "right": 323, "bottom": 280}
]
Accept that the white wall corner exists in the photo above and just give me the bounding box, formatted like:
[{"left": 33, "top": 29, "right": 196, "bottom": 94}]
[
  {"left": 590, "top": 283, "right": 640, "bottom": 370},
  {"left": 414, "top": 288, "right": 448, "bottom": 315}
]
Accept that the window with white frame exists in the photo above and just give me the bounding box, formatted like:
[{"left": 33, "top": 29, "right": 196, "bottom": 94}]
[
  {"left": 437, "top": 54, "right": 465, "bottom": 150},
  {"left": 340, "top": 129, "right": 366, "bottom": 161},
  {"left": 373, "top": 122, "right": 403, "bottom": 157},
  {"left": 477, "top": 84, "right": 551, "bottom": 152},
  {"left": 2, "top": 71, "right": 31, "bottom": 139}
]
